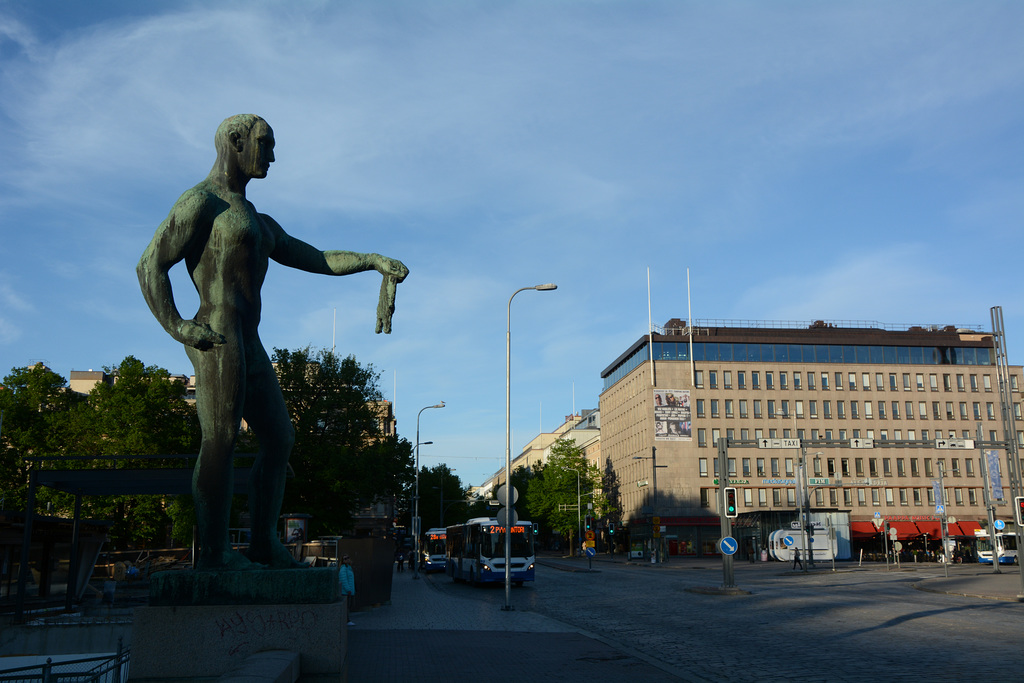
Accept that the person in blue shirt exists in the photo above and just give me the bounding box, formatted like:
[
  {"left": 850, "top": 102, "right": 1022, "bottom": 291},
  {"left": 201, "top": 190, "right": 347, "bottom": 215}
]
[{"left": 338, "top": 554, "right": 356, "bottom": 626}]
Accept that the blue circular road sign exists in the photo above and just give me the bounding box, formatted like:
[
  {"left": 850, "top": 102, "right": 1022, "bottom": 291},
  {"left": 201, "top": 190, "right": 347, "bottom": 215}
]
[
  {"left": 783, "top": 535, "right": 795, "bottom": 547},
  {"left": 719, "top": 536, "right": 739, "bottom": 555}
]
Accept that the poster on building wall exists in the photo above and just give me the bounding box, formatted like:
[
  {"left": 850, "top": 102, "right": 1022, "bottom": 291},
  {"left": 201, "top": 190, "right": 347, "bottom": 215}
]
[{"left": 654, "top": 389, "right": 691, "bottom": 441}]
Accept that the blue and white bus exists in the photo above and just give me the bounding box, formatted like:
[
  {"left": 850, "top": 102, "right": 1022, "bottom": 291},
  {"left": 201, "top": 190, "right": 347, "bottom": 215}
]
[
  {"left": 445, "top": 517, "right": 536, "bottom": 586},
  {"left": 974, "top": 529, "right": 1019, "bottom": 565},
  {"left": 420, "top": 527, "right": 448, "bottom": 572}
]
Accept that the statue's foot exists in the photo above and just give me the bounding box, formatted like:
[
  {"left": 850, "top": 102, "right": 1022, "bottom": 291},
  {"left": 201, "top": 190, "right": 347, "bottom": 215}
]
[
  {"left": 246, "top": 540, "right": 307, "bottom": 569},
  {"left": 197, "top": 549, "right": 266, "bottom": 571}
]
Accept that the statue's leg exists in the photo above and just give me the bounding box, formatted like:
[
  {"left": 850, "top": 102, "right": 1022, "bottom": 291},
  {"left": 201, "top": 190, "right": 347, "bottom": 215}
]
[
  {"left": 187, "top": 343, "right": 256, "bottom": 571},
  {"left": 242, "top": 344, "right": 300, "bottom": 568}
]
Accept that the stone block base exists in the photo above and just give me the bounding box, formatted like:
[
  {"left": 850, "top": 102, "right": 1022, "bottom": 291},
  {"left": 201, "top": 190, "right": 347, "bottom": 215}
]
[{"left": 129, "top": 602, "right": 346, "bottom": 681}]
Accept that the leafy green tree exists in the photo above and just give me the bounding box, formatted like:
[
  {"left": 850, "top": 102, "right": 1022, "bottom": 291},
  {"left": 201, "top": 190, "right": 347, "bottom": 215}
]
[
  {"left": 0, "top": 364, "right": 88, "bottom": 511},
  {"left": 78, "top": 356, "right": 201, "bottom": 548},
  {"left": 414, "top": 464, "right": 468, "bottom": 530},
  {"left": 272, "top": 347, "right": 414, "bottom": 537},
  {"left": 526, "top": 438, "right": 614, "bottom": 552}
]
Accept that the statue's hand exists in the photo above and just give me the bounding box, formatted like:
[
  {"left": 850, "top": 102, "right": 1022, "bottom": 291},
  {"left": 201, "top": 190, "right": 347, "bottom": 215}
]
[
  {"left": 177, "top": 320, "right": 226, "bottom": 351},
  {"left": 375, "top": 255, "right": 409, "bottom": 283}
]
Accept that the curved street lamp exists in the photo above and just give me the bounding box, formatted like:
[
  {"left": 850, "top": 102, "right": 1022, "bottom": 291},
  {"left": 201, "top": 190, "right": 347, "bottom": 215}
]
[
  {"left": 414, "top": 402, "right": 444, "bottom": 580},
  {"left": 504, "top": 283, "right": 557, "bottom": 610}
]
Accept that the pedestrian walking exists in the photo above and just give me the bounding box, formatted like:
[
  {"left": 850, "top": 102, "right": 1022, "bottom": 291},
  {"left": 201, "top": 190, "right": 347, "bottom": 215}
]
[
  {"left": 338, "top": 554, "right": 356, "bottom": 626},
  {"left": 792, "top": 547, "right": 803, "bottom": 570},
  {"left": 395, "top": 549, "right": 405, "bottom": 573}
]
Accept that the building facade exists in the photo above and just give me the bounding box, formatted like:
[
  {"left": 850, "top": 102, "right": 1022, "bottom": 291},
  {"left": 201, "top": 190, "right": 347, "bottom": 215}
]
[{"left": 600, "top": 319, "right": 1023, "bottom": 560}]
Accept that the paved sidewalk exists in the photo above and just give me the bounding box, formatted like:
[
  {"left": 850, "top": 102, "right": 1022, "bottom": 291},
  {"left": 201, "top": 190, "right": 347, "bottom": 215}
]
[{"left": 345, "top": 571, "right": 684, "bottom": 682}]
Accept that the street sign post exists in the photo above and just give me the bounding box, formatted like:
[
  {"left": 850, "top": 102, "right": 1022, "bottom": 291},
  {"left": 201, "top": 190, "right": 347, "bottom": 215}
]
[
  {"left": 758, "top": 438, "right": 802, "bottom": 449},
  {"left": 719, "top": 537, "right": 738, "bottom": 555}
]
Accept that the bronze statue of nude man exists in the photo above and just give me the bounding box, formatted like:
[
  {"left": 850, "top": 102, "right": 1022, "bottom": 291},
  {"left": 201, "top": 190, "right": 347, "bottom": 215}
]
[{"left": 138, "top": 114, "right": 408, "bottom": 570}]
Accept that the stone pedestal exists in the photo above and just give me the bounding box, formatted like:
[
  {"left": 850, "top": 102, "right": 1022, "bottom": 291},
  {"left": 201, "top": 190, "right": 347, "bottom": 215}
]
[{"left": 129, "top": 568, "right": 345, "bottom": 682}]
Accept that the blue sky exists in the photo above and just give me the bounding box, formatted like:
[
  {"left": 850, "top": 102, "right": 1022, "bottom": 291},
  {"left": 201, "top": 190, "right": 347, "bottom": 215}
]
[{"left": 2, "top": 1, "right": 1022, "bottom": 488}]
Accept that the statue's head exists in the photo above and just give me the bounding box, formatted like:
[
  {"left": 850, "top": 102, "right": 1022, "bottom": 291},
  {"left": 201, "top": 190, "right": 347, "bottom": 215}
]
[{"left": 215, "top": 114, "right": 275, "bottom": 179}]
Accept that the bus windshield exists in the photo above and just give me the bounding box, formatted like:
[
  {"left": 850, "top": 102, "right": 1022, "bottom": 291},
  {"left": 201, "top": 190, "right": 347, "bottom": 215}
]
[
  {"left": 425, "top": 534, "right": 446, "bottom": 556},
  {"left": 480, "top": 525, "right": 533, "bottom": 558}
]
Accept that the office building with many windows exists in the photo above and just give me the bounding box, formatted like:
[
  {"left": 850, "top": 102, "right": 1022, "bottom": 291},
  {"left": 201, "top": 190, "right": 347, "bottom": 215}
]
[{"left": 599, "top": 319, "right": 1023, "bottom": 560}]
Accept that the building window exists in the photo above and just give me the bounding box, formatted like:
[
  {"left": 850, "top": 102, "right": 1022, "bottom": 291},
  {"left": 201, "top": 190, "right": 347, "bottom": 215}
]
[
  {"left": 768, "top": 400, "right": 776, "bottom": 418},
  {"left": 855, "top": 458, "right": 864, "bottom": 476},
  {"left": 695, "top": 370, "right": 704, "bottom": 388},
  {"left": 739, "top": 400, "right": 748, "bottom": 418},
  {"left": 946, "top": 402, "right": 954, "bottom": 419},
  {"left": 766, "top": 372, "right": 774, "bottom": 390},
  {"left": 851, "top": 402, "right": 860, "bottom": 419},
  {"left": 960, "top": 402, "right": 968, "bottom": 419},
  {"left": 752, "top": 371, "right": 760, "bottom": 389},
  {"left": 965, "top": 458, "right": 974, "bottom": 477},
  {"left": 771, "top": 458, "right": 780, "bottom": 476},
  {"left": 872, "top": 489, "right": 881, "bottom": 506},
  {"left": 849, "top": 373, "right": 857, "bottom": 390},
  {"left": 821, "top": 373, "right": 829, "bottom": 390},
  {"left": 787, "top": 489, "right": 796, "bottom": 506},
  {"left": 889, "top": 373, "right": 898, "bottom": 391},
  {"left": 844, "top": 489, "right": 853, "bottom": 506},
  {"left": 809, "top": 400, "right": 818, "bottom": 418},
  {"left": 864, "top": 401, "right": 872, "bottom": 419},
  {"left": 742, "top": 458, "right": 751, "bottom": 476},
  {"left": 753, "top": 400, "right": 762, "bottom": 419},
  {"left": 781, "top": 400, "right": 790, "bottom": 417},
  {"left": 823, "top": 401, "right": 832, "bottom": 419},
  {"left": 756, "top": 458, "right": 765, "bottom": 476},
  {"left": 726, "top": 399, "right": 735, "bottom": 418},
  {"left": 911, "top": 458, "right": 919, "bottom": 476},
  {"left": 773, "top": 489, "right": 782, "bottom": 506},
  {"left": 696, "top": 399, "right": 705, "bottom": 417},
  {"left": 892, "top": 401, "right": 900, "bottom": 419},
  {"left": 712, "top": 428, "right": 721, "bottom": 446},
  {"left": 899, "top": 489, "right": 908, "bottom": 506},
  {"left": 794, "top": 372, "right": 802, "bottom": 390},
  {"left": 807, "top": 372, "right": 815, "bottom": 390},
  {"left": 698, "top": 428, "right": 707, "bottom": 447},
  {"left": 903, "top": 373, "right": 911, "bottom": 390},
  {"left": 711, "top": 399, "right": 720, "bottom": 418},
  {"left": 737, "top": 371, "right": 746, "bottom": 389},
  {"left": 858, "top": 489, "right": 867, "bottom": 506},
  {"left": 835, "top": 372, "right": 843, "bottom": 390},
  {"left": 916, "top": 373, "right": 925, "bottom": 390},
  {"left": 878, "top": 401, "right": 886, "bottom": 419},
  {"left": 837, "top": 401, "right": 846, "bottom": 419},
  {"left": 709, "top": 371, "right": 718, "bottom": 389},
  {"left": 932, "top": 401, "right": 941, "bottom": 419},
  {"left": 957, "top": 374, "right": 965, "bottom": 391},
  {"left": 970, "top": 375, "right": 978, "bottom": 391},
  {"left": 883, "top": 458, "right": 892, "bottom": 476},
  {"left": 759, "top": 489, "right": 768, "bottom": 506},
  {"left": 841, "top": 459, "right": 850, "bottom": 477},
  {"left": 780, "top": 372, "right": 788, "bottom": 389},
  {"left": 723, "top": 371, "right": 732, "bottom": 389},
  {"left": 929, "top": 374, "right": 938, "bottom": 391},
  {"left": 741, "top": 428, "right": 749, "bottom": 440},
  {"left": 951, "top": 458, "right": 960, "bottom": 477},
  {"left": 700, "top": 489, "right": 710, "bottom": 507},
  {"left": 924, "top": 458, "right": 933, "bottom": 477},
  {"left": 699, "top": 458, "right": 708, "bottom": 477},
  {"left": 869, "top": 459, "right": 878, "bottom": 476},
  {"left": 943, "top": 374, "right": 952, "bottom": 391},
  {"left": 795, "top": 401, "right": 804, "bottom": 418},
  {"left": 972, "top": 402, "right": 981, "bottom": 420},
  {"left": 913, "top": 489, "right": 922, "bottom": 506},
  {"left": 897, "top": 459, "right": 905, "bottom": 476},
  {"left": 987, "top": 403, "right": 995, "bottom": 420},
  {"left": 876, "top": 373, "right": 885, "bottom": 390}
]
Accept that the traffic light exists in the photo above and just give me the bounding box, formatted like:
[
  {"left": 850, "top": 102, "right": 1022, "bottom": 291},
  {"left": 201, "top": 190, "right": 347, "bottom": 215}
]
[
  {"left": 608, "top": 523, "right": 615, "bottom": 535},
  {"left": 1015, "top": 496, "right": 1024, "bottom": 527},
  {"left": 724, "top": 487, "right": 738, "bottom": 518},
  {"left": 585, "top": 515, "right": 592, "bottom": 531}
]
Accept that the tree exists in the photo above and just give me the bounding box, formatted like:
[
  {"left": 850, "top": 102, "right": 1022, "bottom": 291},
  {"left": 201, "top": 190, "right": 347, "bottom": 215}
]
[
  {"left": 79, "top": 356, "right": 201, "bottom": 548},
  {"left": 271, "top": 347, "right": 414, "bottom": 537},
  {"left": 414, "top": 464, "right": 469, "bottom": 530},
  {"left": 526, "top": 438, "right": 614, "bottom": 552}
]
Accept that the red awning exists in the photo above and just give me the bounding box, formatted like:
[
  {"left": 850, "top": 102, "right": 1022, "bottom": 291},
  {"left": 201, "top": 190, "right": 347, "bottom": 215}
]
[
  {"left": 850, "top": 521, "right": 880, "bottom": 539},
  {"left": 956, "top": 521, "right": 982, "bottom": 535},
  {"left": 916, "top": 520, "right": 943, "bottom": 537},
  {"left": 888, "top": 521, "right": 921, "bottom": 540}
]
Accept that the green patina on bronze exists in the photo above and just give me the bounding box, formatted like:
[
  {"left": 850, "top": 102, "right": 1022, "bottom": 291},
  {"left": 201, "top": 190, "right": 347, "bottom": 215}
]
[{"left": 138, "top": 115, "right": 408, "bottom": 572}]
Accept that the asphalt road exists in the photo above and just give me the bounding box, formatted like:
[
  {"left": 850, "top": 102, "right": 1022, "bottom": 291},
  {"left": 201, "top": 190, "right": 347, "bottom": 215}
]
[{"left": 425, "top": 556, "right": 1022, "bottom": 681}]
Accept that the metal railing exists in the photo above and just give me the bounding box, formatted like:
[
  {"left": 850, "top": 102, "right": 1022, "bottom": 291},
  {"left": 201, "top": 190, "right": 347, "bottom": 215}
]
[
  {"left": 652, "top": 319, "right": 986, "bottom": 335},
  {"left": 0, "top": 639, "right": 128, "bottom": 683}
]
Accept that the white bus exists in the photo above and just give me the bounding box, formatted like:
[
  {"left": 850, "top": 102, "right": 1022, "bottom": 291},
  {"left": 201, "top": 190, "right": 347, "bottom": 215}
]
[
  {"left": 445, "top": 517, "right": 536, "bottom": 586},
  {"left": 420, "top": 527, "right": 448, "bottom": 572},
  {"left": 767, "top": 528, "right": 836, "bottom": 563},
  {"left": 974, "top": 529, "right": 1019, "bottom": 565}
]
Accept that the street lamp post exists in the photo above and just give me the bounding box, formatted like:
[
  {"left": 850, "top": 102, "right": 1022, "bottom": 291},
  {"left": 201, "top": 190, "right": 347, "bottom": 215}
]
[
  {"left": 414, "top": 402, "right": 444, "bottom": 580},
  {"left": 504, "top": 283, "right": 557, "bottom": 611}
]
